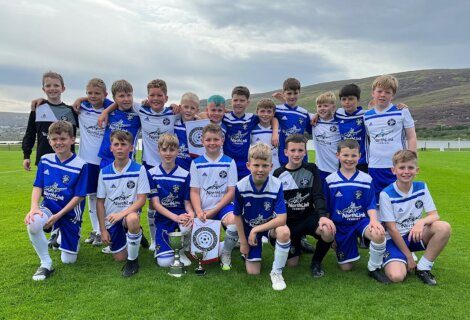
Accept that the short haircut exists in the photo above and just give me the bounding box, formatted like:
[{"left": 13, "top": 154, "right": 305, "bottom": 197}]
[
  {"left": 181, "top": 92, "right": 200, "bottom": 106},
  {"left": 337, "top": 139, "right": 360, "bottom": 152},
  {"left": 110, "top": 130, "right": 133, "bottom": 144},
  {"left": 256, "top": 98, "right": 276, "bottom": 111},
  {"left": 43, "top": 71, "right": 64, "bottom": 87},
  {"left": 86, "top": 78, "right": 107, "bottom": 92},
  {"left": 316, "top": 91, "right": 336, "bottom": 105},
  {"left": 231, "top": 86, "right": 250, "bottom": 99},
  {"left": 147, "top": 79, "right": 167, "bottom": 95},
  {"left": 339, "top": 83, "right": 361, "bottom": 99},
  {"left": 248, "top": 142, "right": 272, "bottom": 162},
  {"left": 283, "top": 78, "right": 301, "bottom": 91},
  {"left": 111, "top": 80, "right": 133, "bottom": 96},
  {"left": 372, "top": 75, "right": 398, "bottom": 95},
  {"left": 392, "top": 150, "right": 418, "bottom": 166},
  {"left": 202, "top": 123, "right": 224, "bottom": 138},
  {"left": 158, "top": 133, "right": 179, "bottom": 150},
  {"left": 207, "top": 95, "right": 226, "bottom": 107},
  {"left": 285, "top": 134, "right": 307, "bottom": 149},
  {"left": 48, "top": 120, "right": 74, "bottom": 138}
]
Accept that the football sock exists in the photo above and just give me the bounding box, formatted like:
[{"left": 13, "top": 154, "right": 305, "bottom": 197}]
[
  {"left": 222, "top": 224, "right": 238, "bottom": 254},
  {"left": 148, "top": 209, "right": 156, "bottom": 241},
  {"left": 312, "top": 239, "right": 332, "bottom": 263},
  {"left": 368, "top": 240, "right": 386, "bottom": 271},
  {"left": 27, "top": 214, "right": 52, "bottom": 270},
  {"left": 88, "top": 194, "right": 99, "bottom": 234},
  {"left": 417, "top": 255, "right": 434, "bottom": 271},
  {"left": 272, "top": 240, "right": 291, "bottom": 274},
  {"left": 61, "top": 252, "right": 78, "bottom": 264},
  {"left": 127, "top": 230, "right": 142, "bottom": 261}
]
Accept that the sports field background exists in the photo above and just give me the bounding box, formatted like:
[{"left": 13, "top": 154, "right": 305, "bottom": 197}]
[{"left": 0, "top": 150, "right": 469, "bottom": 319}]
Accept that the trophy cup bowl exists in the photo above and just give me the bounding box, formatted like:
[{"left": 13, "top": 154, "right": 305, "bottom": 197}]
[
  {"left": 194, "top": 251, "right": 207, "bottom": 276},
  {"left": 167, "top": 231, "right": 185, "bottom": 277}
]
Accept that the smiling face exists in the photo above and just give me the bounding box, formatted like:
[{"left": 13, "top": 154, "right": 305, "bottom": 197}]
[
  {"left": 48, "top": 131, "right": 74, "bottom": 158},
  {"left": 113, "top": 90, "right": 133, "bottom": 111},
  {"left": 340, "top": 96, "right": 359, "bottom": 114},
  {"left": 316, "top": 103, "right": 336, "bottom": 120},
  {"left": 86, "top": 86, "right": 107, "bottom": 108},
  {"left": 285, "top": 141, "right": 306, "bottom": 168},
  {"left": 371, "top": 86, "right": 394, "bottom": 110},
  {"left": 202, "top": 131, "right": 224, "bottom": 157},
  {"left": 392, "top": 160, "right": 419, "bottom": 185},
  {"left": 231, "top": 94, "right": 249, "bottom": 116},
  {"left": 283, "top": 89, "right": 300, "bottom": 107},
  {"left": 42, "top": 77, "right": 65, "bottom": 102},
  {"left": 181, "top": 99, "right": 199, "bottom": 121},
  {"left": 337, "top": 147, "right": 360, "bottom": 173},
  {"left": 148, "top": 87, "right": 168, "bottom": 112},
  {"left": 158, "top": 145, "right": 178, "bottom": 167},
  {"left": 206, "top": 103, "right": 225, "bottom": 124},
  {"left": 247, "top": 158, "right": 272, "bottom": 186},
  {"left": 256, "top": 107, "right": 274, "bottom": 126}
]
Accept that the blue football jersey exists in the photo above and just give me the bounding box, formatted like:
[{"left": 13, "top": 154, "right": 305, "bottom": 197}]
[
  {"left": 335, "top": 107, "right": 367, "bottom": 165},
  {"left": 174, "top": 119, "right": 193, "bottom": 171}
]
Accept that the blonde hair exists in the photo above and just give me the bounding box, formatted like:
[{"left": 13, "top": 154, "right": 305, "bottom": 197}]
[
  {"left": 372, "top": 75, "right": 398, "bottom": 94},
  {"left": 42, "top": 71, "right": 64, "bottom": 87},
  {"left": 86, "top": 78, "right": 107, "bottom": 92},
  {"left": 110, "top": 130, "right": 133, "bottom": 144},
  {"left": 316, "top": 91, "right": 336, "bottom": 105},
  {"left": 147, "top": 79, "right": 167, "bottom": 95},
  {"left": 392, "top": 150, "right": 417, "bottom": 166},
  {"left": 111, "top": 80, "right": 133, "bottom": 96},
  {"left": 248, "top": 142, "right": 272, "bottom": 162},
  {"left": 158, "top": 133, "right": 179, "bottom": 150},
  {"left": 256, "top": 98, "right": 276, "bottom": 111},
  {"left": 181, "top": 92, "right": 200, "bottom": 106},
  {"left": 202, "top": 123, "right": 224, "bottom": 138},
  {"left": 48, "top": 120, "right": 74, "bottom": 138}
]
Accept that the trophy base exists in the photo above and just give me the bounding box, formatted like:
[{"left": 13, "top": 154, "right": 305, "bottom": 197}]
[
  {"left": 168, "top": 266, "right": 185, "bottom": 278},
  {"left": 195, "top": 268, "right": 206, "bottom": 276}
]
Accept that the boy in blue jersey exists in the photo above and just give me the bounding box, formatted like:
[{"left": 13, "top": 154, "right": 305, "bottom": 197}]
[
  {"left": 324, "top": 139, "right": 390, "bottom": 283},
  {"left": 190, "top": 124, "right": 239, "bottom": 270},
  {"left": 174, "top": 92, "right": 200, "bottom": 171},
  {"left": 24, "top": 121, "right": 88, "bottom": 280},
  {"left": 364, "top": 75, "right": 417, "bottom": 202},
  {"left": 148, "top": 134, "right": 195, "bottom": 268},
  {"left": 379, "top": 150, "right": 451, "bottom": 285},
  {"left": 234, "top": 142, "right": 291, "bottom": 291},
  {"left": 312, "top": 92, "right": 341, "bottom": 183},
  {"left": 96, "top": 130, "right": 150, "bottom": 277}
]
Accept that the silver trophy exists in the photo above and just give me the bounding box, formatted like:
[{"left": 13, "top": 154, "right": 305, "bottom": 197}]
[
  {"left": 194, "top": 250, "right": 207, "bottom": 276},
  {"left": 166, "top": 231, "right": 186, "bottom": 277}
]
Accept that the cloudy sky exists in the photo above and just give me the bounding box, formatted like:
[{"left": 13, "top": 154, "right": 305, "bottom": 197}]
[{"left": 0, "top": 0, "right": 469, "bottom": 112}]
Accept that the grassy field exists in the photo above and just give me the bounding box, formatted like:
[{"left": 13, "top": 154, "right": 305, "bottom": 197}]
[{"left": 0, "top": 150, "right": 469, "bottom": 319}]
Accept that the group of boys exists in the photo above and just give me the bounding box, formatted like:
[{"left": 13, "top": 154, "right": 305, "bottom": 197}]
[{"left": 23, "top": 71, "right": 451, "bottom": 290}]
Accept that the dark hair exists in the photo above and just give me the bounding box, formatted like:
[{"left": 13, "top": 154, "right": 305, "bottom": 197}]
[
  {"left": 337, "top": 139, "right": 360, "bottom": 152},
  {"left": 283, "top": 78, "right": 301, "bottom": 91},
  {"left": 285, "top": 134, "right": 307, "bottom": 149},
  {"left": 231, "top": 86, "right": 250, "bottom": 99},
  {"left": 339, "top": 84, "right": 361, "bottom": 100}
]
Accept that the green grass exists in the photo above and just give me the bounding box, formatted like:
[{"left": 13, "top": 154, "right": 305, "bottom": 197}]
[{"left": 1, "top": 150, "right": 469, "bottom": 319}]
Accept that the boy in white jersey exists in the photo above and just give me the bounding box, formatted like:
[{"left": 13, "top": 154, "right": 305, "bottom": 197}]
[
  {"left": 24, "top": 121, "right": 88, "bottom": 280},
  {"left": 364, "top": 75, "right": 417, "bottom": 201},
  {"left": 190, "top": 124, "right": 239, "bottom": 270},
  {"left": 148, "top": 134, "right": 195, "bottom": 268},
  {"left": 96, "top": 130, "right": 150, "bottom": 277},
  {"left": 324, "top": 139, "right": 390, "bottom": 283},
  {"left": 250, "top": 98, "right": 280, "bottom": 173},
  {"left": 312, "top": 92, "right": 341, "bottom": 183},
  {"left": 234, "top": 143, "right": 291, "bottom": 290},
  {"left": 379, "top": 150, "right": 451, "bottom": 285}
]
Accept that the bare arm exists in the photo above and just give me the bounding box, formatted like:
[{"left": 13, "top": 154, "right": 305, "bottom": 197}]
[
  {"left": 107, "top": 194, "right": 147, "bottom": 224},
  {"left": 206, "top": 186, "right": 235, "bottom": 219},
  {"left": 409, "top": 211, "right": 439, "bottom": 243},
  {"left": 248, "top": 214, "right": 286, "bottom": 246},
  {"left": 98, "top": 102, "right": 117, "bottom": 128},
  {"left": 234, "top": 214, "right": 249, "bottom": 255},
  {"left": 44, "top": 196, "right": 85, "bottom": 229},
  {"left": 271, "top": 116, "right": 279, "bottom": 147},
  {"left": 405, "top": 127, "right": 417, "bottom": 152},
  {"left": 150, "top": 196, "right": 182, "bottom": 223},
  {"left": 72, "top": 96, "right": 88, "bottom": 113},
  {"left": 190, "top": 187, "right": 205, "bottom": 221},
  {"left": 96, "top": 198, "right": 111, "bottom": 244}
]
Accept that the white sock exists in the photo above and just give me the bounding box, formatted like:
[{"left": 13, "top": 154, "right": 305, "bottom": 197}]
[
  {"left": 272, "top": 240, "right": 290, "bottom": 274},
  {"left": 127, "top": 230, "right": 142, "bottom": 261},
  {"left": 27, "top": 214, "right": 52, "bottom": 270},
  {"left": 148, "top": 209, "right": 156, "bottom": 241},
  {"left": 368, "top": 240, "right": 386, "bottom": 271},
  {"left": 417, "top": 255, "right": 434, "bottom": 271},
  {"left": 222, "top": 224, "right": 238, "bottom": 254},
  {"left": 88, "top": 194, "right": 100, "bottom": 234}
]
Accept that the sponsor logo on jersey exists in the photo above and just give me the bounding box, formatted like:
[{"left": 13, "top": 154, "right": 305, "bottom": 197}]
[
  {"left": 230, "top": 130, "right": 249, "bottom": 145},
  {"left": 109, "top": 191, "right": 133, "bottom": 207},
  {"left": 371, "top": 129, "right": 394, "bottom": 144},
  {"left": 315, "top": 132, "right": 332, "bottom": 145},
  {"left": 203, "top": 181, "right": 226, "bottom": 197},
  {"left": 415, "top": 200, "right": 424, "bottom": 209},
  {"left": 336, "top": 202, "right": 365, "bottom": 220},
  {"left": 127, "top": 181, "right": 135, "bottom": 189},
  {"left": 245, "top": 213, "right": 274, "bottom": 227},
  {"left": 110, "top": 119, "right": 130, "bottom": 131},
  {"left": 178, "top": 143, "right": 190, "bottom": 159},
  {"left": 62, "top": 175, "right": 70, "bottom": 184},
  {"left": 343, "top": 128, "right": 361, "bottom": 140},
  {"left": 85, "top": 124, "right": 105, "bottom": 138},
  {"left": 161, "top": 192, "right": 181, "bottom": 207},
  {"left": 398, "top": 216, "right": 418, "bottom": 231},
  {"left": 43, "top": 182, "right": 67, "bottom": 201},
  {"left": 286, "top": 192, "right": 310, "bottom": 209},
  {"left": 285, "top": 125, "right": 301, "bottom": 136},
  {"left": 387, "top": 119, "right": 396, "bottom": 126},
  {"left": 147, "top": 128, "right": 167, "bottom": 141},
  {"left": 219, "top": 170, "right": 227, "bottom": 178}
]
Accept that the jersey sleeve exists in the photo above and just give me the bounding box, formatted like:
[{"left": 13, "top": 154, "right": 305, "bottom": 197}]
[
  {"left": 33, "top": 158, "right": 44, "bottom": 188},
  {"left": 423, "top": 183, "right": 437, "bottom": 213},
  {"left": 147, "top": 170, "right": 158, "bottom": 199},
  {"left": 137, "top": 166, "right": 150, "bottom": 195},
  {"left": 183, "top": 174, "right": 191, "bottom": 201},
  {"left": 73, "top": 163, "right": 88, "bottom": 197},
  {"left": 402, "top": 108, "right": 415, "bottom": 129},
  {"left": 189, "top": 161, "right": 200, "bottom": 188},
  {"left": 96, "top": 170, "right": 106, "bottom": 199},
  {"left": 378, "top": 191, "right": 395, "bottom": 222},
  {"left": 365, "top": 182, "right": 377, "bottom": 211},
  {"left": 22, "top": 111, "right": 36, "bottom": 160},
  {"left": 273, "top": 184, "right": 287, "bottom": 215},
  {"left": 228, "top": 160, "right": 238, "bottom": 187},
  {"left": 233, "top": 186, "right": 243, "bottom": 216},
  {"left": 132, "top": 102, "right": 141, "bottom": 114}
]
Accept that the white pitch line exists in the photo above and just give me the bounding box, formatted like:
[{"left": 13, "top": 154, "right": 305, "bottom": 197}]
[{"left": 0, "top": 169, "right": 27, "bottom": 174}]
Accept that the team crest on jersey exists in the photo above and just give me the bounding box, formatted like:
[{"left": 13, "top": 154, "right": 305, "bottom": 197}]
[
  {"left": 219, "top": 170, "right": 227, "bottom": 178},
  {"left": 298, "top": 118, "right": 304, "bottom": 125},
  {"left": 355, "top": 190, "right": 362, "bottom": 199},
  {"left": 62, "top": 175, "right": 70, "bottom": 184},
  {"left": 127, "top": 181, "right": 135, "bottom": 189},
  {"left": 263, "top": 201, "right": 271, "bottom": 211},
  {"left": 415, "top": 200, "right": 424, "bottom": 209},
  {"left": 173, "top": 185, "right": 180, "bottom": 193},
  {"left": 61, "top": 115, "right": 69, "bottom": 121},
  {"left": 242, "top": 123, "right": 248, "bottom": 130},
  {"left": 300, "top": 177, "right": 309, "bottom": 187},
  {"left": 356, "top": 118, "right": 363, "bottom": 126},
  {"left": 330, "top": 125, "right": 338, "bottom": 132},
  {"left": 163, "top": 118, "right": 170, "bottom": 125},
  {"left": 387, "top": 119, "right": 396, "bottom": 126},
  {"left": 127, "top": 113, "right": 136, "bottom": 121}
]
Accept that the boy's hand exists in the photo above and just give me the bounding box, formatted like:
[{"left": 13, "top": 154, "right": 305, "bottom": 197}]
[
  {"left": 310, "top": 113, "right": 319, "bottom": 126},
  {"left": 409, "top": 219, "right": 425, "bottom": 243},
  {"left": 30, "top": 98, "right": 46, "bottom": 111},
  {"left": 368, "top": 219, "right": 385, "bottom": 236},
  {"left": 248, "top": 229, "right": 258, "bottom": 246},
  {"left": 23, "top": 159, "right": 31, "bottom": 171},
  {"left": 396, "top": 103, "right": 408, "bottom": 110},
  {"left": 271, "top": 133, "right": 279, "bottom": 148},
  {"left": 97, "top": 113, "right": 109, "bottom": 128},
  {"left": 406, "top": 255, "right": 417, "bottom": 272},
  {"left": 101, "top": 230, "right": 112, "bottom": 245},
  {"left": 271, "top": 92, "right": 285, "bottom": 103},
  {"left": 171, "top": 103, "right": 180, "bottom": 114},
  {"left": 44, "top": 214, "right": 60, "bottom": 230},
  {"left": 24, "top": 209, "right": 43, "bottom": 224},
  {"left": 180, "top": 213, "right": 194, "bottom": 227},
  {"left": 196, "top": 211, "right": 206, "bottom": 222},
  {"left": 319, "top": 217, "right": 336, "bottom": 234},
  {"left": 106, "top": 212, "right": 124, "bottom": 225},
  {"left": 72, "top": 99, "right": 83, "bottom": 113},
  {"left": 240, "top": 242, "right": 250, "bottom": 255},
  {"left": 141, "top": 98, "right": 149, "bottom": 106}
]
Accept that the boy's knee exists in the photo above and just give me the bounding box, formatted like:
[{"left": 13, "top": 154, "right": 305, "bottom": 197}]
[
  {"left": 339, "top": 263, "right": 353, "bottom": 272},
  {"left": 286, "top": 257, "right": 299, "bottom": 267},
  {"left": 125, "top": 213, "right": 140, "bottom": 231},
  {"left": 275, "top": 226, "right": 290, "bottom": 242},
  {"left": 61, "top": 252, "right": 77, "bottom": 264},
  {"left": 434, "top": 221, "right": 451, "bottom": 237},
  {"left": 222, "top": 214, "right": 235, "bottom": 226},
  {"left": 385, "top": 267, "right": 406, "bottom": 283},
  {"left": 321, "top": 230, "right": 335, "bottom": 243},
  {"left": 26, "top": 215, "right": 47, "bottom": 234},
  {"left": 247, "top": 269, "right": 260, "bottom": 275}
]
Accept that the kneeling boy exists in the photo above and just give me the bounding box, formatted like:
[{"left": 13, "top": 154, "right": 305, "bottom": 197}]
[
  {"left": 234, "top": 142, "right": 291, "bottom": 291},
  {"left": 96, "top": 130, "right": 150, "bottom": 277},
  {"left": 24, "top": 121, "right": 88, "bottom": 280},
  {"left": 379, "top": 150, "right": 451, "bottom": 285}
]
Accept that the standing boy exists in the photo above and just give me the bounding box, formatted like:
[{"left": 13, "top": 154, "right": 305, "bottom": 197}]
[
  {"left": 96, "top": 130, "right": 150, "bottom": 277},
  {"left": 364, "top": 75, "right": 417, "bottom": 201},
  {"left": 190, "top": 124, "right": 239, "bottom": 270},
  {"left": 22, "top": 71, "right": 78, "bottom": 171},
  {"left": 234, "top": 142, "right": 291, "bottom": 291},
  {"left": 379, "top": 150, "right": 451, "bottom": 285},
  {"left": 24, "top": 121, "right": 88, "bottom": 280},
  {"left": 273, "top": 134, "right": 335, "bottom": 277},
  {"left": 324, "top": 139, "right": 390, "bottom": 283}
]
